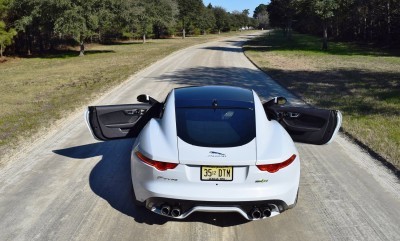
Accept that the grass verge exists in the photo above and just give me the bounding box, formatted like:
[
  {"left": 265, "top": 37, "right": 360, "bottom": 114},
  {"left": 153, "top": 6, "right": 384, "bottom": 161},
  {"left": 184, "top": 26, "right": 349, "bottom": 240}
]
[
  {"left": 244, "top": 30, "right": 400, "bottom": 170},
  {"left": 0, "top": 32, "right": 250, "bottom": 161}
]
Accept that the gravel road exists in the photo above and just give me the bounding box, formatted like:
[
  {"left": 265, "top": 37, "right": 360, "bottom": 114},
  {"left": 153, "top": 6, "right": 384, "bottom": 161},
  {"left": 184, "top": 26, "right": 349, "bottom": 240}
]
[{"left": 0, "top": 32, "right": 399, "bottom": 241}]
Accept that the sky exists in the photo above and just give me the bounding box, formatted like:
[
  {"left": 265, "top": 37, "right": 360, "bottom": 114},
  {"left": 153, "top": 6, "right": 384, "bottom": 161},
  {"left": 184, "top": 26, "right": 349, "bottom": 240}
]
[{"left": 202, "top": 0, "right": 269, "bottom": 16}]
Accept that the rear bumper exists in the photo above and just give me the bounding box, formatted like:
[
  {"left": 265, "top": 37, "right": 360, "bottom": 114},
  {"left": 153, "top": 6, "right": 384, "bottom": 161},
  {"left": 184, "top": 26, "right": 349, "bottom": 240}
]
[
  {"left": 131, "top": 151, "right": 300, "bottom": 220},
  {"left": 144, "top": 197, "right": 291, "bottom": 220}
]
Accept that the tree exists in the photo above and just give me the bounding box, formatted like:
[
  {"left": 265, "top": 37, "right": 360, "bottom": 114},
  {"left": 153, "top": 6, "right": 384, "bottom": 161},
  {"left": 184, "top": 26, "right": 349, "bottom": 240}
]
[
  {"left": 54, "top": 0, "right": 99, "bottom": 56},
  {"left": 177, "top": 0, "right": 203, "bottom": 38},
  {"left": 213, "top": 6, "right": 228, "bottom": 34},
  {"left": 256, "top": 11, "right": 270, "bottom": 29},
  {"left": 267, "top": 0, "right": 296, "bottom": 38},
  {"left": 0, "top": 21, "right": 16, "bottom": 57},
  {"left": 253, "top": 4, "right": 268, "bottom": 18},
  {"left": 151, "top": 0, "right": 178, "bottom": 39},
  {"left": 96, "top": 0, "right": 121, "bottom": 43},
  {"left": 313, "top": 0, "right": 339, "bottom": 50},
  {"left": 254, "top": 4, "right": 269, "bottom": 29},
  {"left": 9, "top": 0, "right": 41, "bottom": 55},
  {"left": 136, "top": 2, "right": 152, "bottom": 43},
  {"left": 0, "top": 0, "right": 16, "bottom": 57},
  {"left": 196, "top": 7, "right": 215, "bottom": 35},
  {"left": 0, "top": 0, "right": 9, "bottom": 18}
]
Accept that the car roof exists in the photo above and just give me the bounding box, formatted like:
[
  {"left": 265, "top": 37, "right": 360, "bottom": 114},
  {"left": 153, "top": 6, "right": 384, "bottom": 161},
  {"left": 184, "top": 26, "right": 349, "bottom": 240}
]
[{"left": 174, "top": 86, "right": 254, "bottom": 108}]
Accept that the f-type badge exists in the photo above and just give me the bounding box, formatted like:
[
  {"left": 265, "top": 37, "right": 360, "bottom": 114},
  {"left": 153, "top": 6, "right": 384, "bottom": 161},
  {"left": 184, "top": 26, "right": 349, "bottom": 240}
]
[{"left": 208, "top": 151, "right": 226, "bottom": 157}]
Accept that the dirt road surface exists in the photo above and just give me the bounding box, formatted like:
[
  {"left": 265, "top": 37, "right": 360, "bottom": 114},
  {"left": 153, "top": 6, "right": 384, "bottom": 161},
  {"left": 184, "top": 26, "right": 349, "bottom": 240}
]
[{"left": 1, "top": 32, "right": 399, "bottom": 241}]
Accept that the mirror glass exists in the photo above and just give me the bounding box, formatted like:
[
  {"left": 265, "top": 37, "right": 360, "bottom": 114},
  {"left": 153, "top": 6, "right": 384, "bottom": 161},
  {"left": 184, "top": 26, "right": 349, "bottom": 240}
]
[
  {"left": 137, "top": 94, "right": 149, "bottom": 103},
  {"left": 276, "top": 97, "right": 287, "bottom": 105}
]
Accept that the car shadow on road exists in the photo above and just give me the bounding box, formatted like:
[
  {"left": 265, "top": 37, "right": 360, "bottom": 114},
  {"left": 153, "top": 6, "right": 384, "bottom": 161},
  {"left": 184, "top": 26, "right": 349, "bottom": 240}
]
[{"left": 53, "top": 140, "right": 249, "bottom": 227}]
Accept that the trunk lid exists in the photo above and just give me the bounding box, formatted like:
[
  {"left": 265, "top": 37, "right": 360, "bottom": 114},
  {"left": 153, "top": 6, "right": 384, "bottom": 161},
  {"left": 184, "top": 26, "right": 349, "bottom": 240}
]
[{"left": 177, "top": 138, "right": 257, "bottom": 166}]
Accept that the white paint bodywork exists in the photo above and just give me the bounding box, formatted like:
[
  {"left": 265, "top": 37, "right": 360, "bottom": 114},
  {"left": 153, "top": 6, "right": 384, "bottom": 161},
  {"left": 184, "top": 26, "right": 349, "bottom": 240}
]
[{"left": 130, "top": 89, "right": 300, "bottom": 220}]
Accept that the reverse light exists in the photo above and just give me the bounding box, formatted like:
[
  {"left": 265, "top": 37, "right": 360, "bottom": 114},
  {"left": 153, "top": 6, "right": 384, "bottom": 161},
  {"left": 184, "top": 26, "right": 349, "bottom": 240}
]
[
  {"left": 257, "top": 154, "right": 297, "bottom": 173},
  {"left": 135, "top": 151, "right": 178, "bottom": 171}
]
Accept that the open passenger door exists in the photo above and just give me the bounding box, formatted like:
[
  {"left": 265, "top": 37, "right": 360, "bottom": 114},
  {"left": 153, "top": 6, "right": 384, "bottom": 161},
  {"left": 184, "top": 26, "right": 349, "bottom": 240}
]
[
  {"left": 85, "top": 102, "right": 161, "bottom": 141},
  {"left": 264, "top": 101, "right": 342, "bottom": 145}
]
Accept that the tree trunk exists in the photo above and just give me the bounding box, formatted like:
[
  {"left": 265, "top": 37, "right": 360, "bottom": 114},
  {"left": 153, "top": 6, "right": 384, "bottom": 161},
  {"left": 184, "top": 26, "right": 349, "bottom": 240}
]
[
  {"left": 182, "top": 19, "right": 186, "bottom": 39},
  {"left": 27, "top": 34, "right": 32, "bottom": 56},
  {"left": 39, "top": 32, "right": 44, "bottom": 53},
  {"left": 0, "top": 45, "right": 3, "bottom": 57},
  {"left": 286, "top": 19, "right": 292, "bottom": 39},
  {"left": 142, "top": 34, "right": 146, "bottom": 44},
  {"left": 335, "top": 16, "right": 339, "bottom": 38},
  {"left": 79, "top": 33, "right": 85, "bottom": 56},
  {"left": 363, "top": 15, "right": 367, "bottom": 40},
  {"left": 322, "top": 22, "right": 328, "bottom": 51},
  {"left": 387, "top": 1, "right": 391, "bottom": 43},
  {"left": 218, "top": 29, "right": 221, "bottom": 34},
  {"left": 79, "top": 42, "right": 85, "bottom": 56}
]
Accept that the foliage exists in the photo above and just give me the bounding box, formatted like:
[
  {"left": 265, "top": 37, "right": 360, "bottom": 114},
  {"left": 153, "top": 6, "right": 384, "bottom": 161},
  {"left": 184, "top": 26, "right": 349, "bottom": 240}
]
[
  {"left": 0, "top": 20, "right": 16, "bottom": 57},
  {"left": 195, "top": 7, "right": 215, "bottom": 35},
  {"left": 53, "top": 0, "right": 100, "bottom": 55},
  {"left": 230, "top": 10, "right": 252, "bottom": 30},
  {"left": 253, "top": 4, "right": 269, "bottom": 29},
  {"left": 1, "top": 0, "right": 255, "bottom": 55},
  {"left": 177, "top": 0, "right": 203, "bottom": 38},
  {"left": 266, "top": 0, "right": 400, "bottom": 46},
  {"left": 213, "top": 6, "right": 229, "bottom": 33}
]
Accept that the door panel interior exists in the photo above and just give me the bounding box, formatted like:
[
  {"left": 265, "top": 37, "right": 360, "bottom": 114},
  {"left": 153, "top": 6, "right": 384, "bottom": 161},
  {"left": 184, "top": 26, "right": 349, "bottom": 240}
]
[
  {"left": 87, "top": 103, "right": 157, "bottom": 141},
  {"left": 266, "top": 106, "right": 340, "bottom": 145}
]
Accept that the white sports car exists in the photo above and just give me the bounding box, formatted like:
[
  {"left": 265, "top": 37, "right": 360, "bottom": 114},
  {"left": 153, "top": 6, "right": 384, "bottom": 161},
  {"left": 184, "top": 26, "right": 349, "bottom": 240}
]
[{"left": 86, "top": 86, "right": 341, "bottom": 220}]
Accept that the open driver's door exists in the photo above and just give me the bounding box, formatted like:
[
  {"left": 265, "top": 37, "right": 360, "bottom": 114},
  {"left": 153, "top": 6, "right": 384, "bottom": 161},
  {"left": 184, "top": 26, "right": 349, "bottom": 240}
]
[{"left": 85, "top": 103, "right": 160, "bottom": 141}]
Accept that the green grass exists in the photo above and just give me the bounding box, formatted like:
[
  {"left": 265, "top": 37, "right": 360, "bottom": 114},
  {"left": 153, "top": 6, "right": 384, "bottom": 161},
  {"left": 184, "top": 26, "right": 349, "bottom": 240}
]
[
  {"left": 0, "top": 32, "right": 248, "bottom": 158},
  {"left": 244, "top": 30, "right": 400, "bottom": 169}
]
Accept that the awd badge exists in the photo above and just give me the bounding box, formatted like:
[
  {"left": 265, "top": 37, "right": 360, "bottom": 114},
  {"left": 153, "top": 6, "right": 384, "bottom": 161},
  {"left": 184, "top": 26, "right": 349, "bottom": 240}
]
[{"left": 255, "top": 179, "right": 269, "bottom": 183}]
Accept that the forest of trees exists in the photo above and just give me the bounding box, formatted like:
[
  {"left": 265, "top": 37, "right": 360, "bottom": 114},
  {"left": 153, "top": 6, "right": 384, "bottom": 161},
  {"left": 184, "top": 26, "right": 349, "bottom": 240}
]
[
  {"left": 3, "top": 0, "right": 396, "bottom": 56},
  {"left": 0, "top": 0, "right": 258, "bottom": 56},
  {"left": 266, "top": 0, "right": 400, "bottom": 50}
]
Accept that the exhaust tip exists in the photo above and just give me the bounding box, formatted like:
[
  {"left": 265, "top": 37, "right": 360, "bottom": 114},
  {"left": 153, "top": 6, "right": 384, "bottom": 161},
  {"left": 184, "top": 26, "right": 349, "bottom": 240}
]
[
  {"left": 251, "top": 208, "right": 262, "bottom": 219},
  {"left": 262, "top": 207, "right": 271, "bottom": 217},
  {"left": 161, "top": 204, "right": 171, "bottom": 216},
  {"left": 171, "top": 207, "right": 181, "bottom": 217}
]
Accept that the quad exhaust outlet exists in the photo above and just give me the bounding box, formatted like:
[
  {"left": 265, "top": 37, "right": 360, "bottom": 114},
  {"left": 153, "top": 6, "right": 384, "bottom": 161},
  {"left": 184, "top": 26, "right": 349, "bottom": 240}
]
[
  {"left": 262, "top": 207, "right": 271, "bottom": 217},
  {"left": 171, "top": 207, "right": 181, "bottom": 217},
  {"left": 251, "top": 208, "right": 262, "bottom": 219},
  {"left": 161, "top": 204, "right": 171, "bottom": 216}
]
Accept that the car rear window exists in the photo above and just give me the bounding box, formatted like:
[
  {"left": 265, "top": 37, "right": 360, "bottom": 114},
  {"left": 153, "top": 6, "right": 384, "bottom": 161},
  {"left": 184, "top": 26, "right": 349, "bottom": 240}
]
[{"left": 176, "top": 107, "right": 256, "bottom": 147}]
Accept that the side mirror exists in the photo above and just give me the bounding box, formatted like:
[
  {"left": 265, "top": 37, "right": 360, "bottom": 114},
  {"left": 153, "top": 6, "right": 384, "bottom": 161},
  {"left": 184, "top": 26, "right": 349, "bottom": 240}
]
[
  {"left": 137, "top": 94, "right": 150, "bottom": 103},
  {"left": 275, "top": 97, "right": 287, "bottom": 105},
  {"left": 137, "top": 94, "right": 159, "bottom": 105},
  {"left": 264, "top": 96, "right": 287, "bottom": 107}
]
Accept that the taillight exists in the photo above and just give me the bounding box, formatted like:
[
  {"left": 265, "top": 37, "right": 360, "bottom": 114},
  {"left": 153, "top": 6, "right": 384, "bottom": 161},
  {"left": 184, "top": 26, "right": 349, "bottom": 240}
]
[
  {"left": 257, "top": 154, "right": 297, "bottom": 173},
  {"left": 135, "top": 151, "right": 178, "bottom": 171}
]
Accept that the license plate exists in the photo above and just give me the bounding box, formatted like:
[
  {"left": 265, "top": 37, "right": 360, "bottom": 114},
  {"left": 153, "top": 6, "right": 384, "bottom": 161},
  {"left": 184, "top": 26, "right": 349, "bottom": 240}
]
[{"left": 201, "top": 166, "right": 233, "bottom": 181}]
